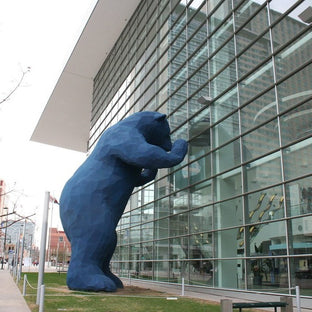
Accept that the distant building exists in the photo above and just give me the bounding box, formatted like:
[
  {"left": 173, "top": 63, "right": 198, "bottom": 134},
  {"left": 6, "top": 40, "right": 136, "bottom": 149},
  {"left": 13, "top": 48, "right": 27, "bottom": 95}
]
[
  {"left": 47, "top": 227, "right": 71, "bottom": 265},
  {"left": 3, "top": 220, "right": 35, "bottom": 264}
]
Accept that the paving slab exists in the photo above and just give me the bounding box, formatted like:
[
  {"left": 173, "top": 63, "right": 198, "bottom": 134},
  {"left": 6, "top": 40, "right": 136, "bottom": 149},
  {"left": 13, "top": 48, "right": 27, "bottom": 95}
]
[{"left": 0, "top": 269, "right": 31, "bottom": 312}]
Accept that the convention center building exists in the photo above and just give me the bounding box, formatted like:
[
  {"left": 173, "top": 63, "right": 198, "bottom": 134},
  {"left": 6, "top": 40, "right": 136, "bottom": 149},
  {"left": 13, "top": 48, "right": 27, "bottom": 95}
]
[{"left": 32, "top": 0, "right": 312, "bottom": 306}]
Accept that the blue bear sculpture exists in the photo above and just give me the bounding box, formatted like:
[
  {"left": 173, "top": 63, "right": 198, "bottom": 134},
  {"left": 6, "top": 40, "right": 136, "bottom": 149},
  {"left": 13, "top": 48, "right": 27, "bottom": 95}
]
[{"left": 59, "top": 111, "right": 188, "bottom": 291}]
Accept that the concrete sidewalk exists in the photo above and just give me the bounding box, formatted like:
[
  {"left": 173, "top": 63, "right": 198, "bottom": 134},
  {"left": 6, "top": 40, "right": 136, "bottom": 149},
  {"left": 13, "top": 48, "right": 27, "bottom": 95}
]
[{"left": 0, "top": 269, "right": 31, "bottom": 312}]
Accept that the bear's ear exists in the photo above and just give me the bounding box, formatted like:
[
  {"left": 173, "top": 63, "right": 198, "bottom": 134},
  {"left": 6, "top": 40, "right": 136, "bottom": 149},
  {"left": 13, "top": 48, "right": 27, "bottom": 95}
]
[{"left": 155, "top": 113, "right": 167, "bottom": 121}]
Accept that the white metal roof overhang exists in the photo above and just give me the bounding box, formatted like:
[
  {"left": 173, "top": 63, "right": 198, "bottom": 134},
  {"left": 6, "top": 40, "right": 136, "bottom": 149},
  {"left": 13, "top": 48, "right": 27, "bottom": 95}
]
[{"left": 31, "top": 0, "right": 140, "bottom": 152}]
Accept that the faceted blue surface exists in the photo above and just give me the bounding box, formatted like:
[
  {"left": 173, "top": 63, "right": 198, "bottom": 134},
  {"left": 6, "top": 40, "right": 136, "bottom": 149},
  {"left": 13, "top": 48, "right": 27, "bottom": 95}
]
[{"left": 60, "top": 111, "right": 188, "bottom": 291}]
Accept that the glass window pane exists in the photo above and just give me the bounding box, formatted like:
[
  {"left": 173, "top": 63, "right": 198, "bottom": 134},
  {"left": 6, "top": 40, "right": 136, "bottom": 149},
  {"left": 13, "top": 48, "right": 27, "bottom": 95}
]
[
  {"left": 237, "top": 31, "right": 271, "bottom": 79},
  {"left": 214, "top": 168, "right": 242, "bottom": 201},
  {"left": 142, "top": 221, "right": 154, "bottom": 241},
  {"left": 235, "top": 7, "right": 269, "bottom": 54},
  {"left": 245, "top": 152, "right": 282, "bottom": 192},
  {"left": 170, "top": 212, "right": 189, "bottom": 236},
  {"left": 190, "top": 205, "right": 213, "bottom": 234},
  {"left": 290, "top": 256, "right": 312, "bottom": 296},
  {"left": 283, "top": 138, "right": 312, "bottom": 181},
  {"left": 246, "top": 220, "right": 287, "bottom": 257},
  {"left": 190, "top": 232, "right": 213, "bottom": 258},
  {"left": 210, "top": 38, "right": 235, "bottom": 77},
  {"left": 190, "top": 180, "right": 212, "bottom": 207},
  {"left": 209, "top": 0, "right": 232, "bottom": 34},
  {"left": 170, "top": 236, "right": 189, "bottom": 259},
  {"left": 213, "top": 138, "right": 241, "bottom": 174},
  {"left": 241, "top": 88, "right": 277, "bottom": 133},
  {"left": 242, "top": 119, "right": 280, "bottom": 163},
  {"left": 288, "top": 217, "right": 312, "bottom": 256},
  {"left": 171, "top": 188, "right": 189, "bottom": 213},
  {"left": 211, "top": 86, "right": 239, "bottom": 123},
  {"left": 130, "top": 226, "right": 141, "bottom": 243},
  {"left": 285, "top": 175, "right": 312, "bottom": 217},
  {"left": 212, "top": 112, "right": 239, "bottom": 149},
  {"left": 154, "top": 239, "right": 169, "bottom": 260},
  {"left": 211, "top": 61, "right": 236, "bottom": 98},
  {"left": 189, "top": 154, "right": 211, "bottom": 185},
  {"left": 214, "top": 197, "right": 243, "bottom": 229},
  {"left": 239, "top": 61, "right": 274, "bottom": 106},
  {"left": 155, "top": 218, "right": 169, "bottom": 240},
  {"left": 270, "top": 0, "right": 312, "bottom": 49},
  {"left": 189, "top": 107, "right": 210, "bottom": 142},
  {"left": 190, "top": 259, "right": 214, "bottom": 287},
  {"left": 247, "top": 257, "right": 289, "bottom": 291},
  {"left": 155, "top": 197, "right": 170, "bottom": 218},
  {"left": 280, "top": 101, "right": 312, "bottom": 146},
  {"left": 234, "top": 0, "right": 267, "bottom": 29},
  {"left": 246, "top": 187, "right": 284, "bottom": 226},
  {"left": 214, "top": 258, "right": 241, "bottom": 289},
  {"left": 154, "top": 260, "right": 169, "bottom": 281},
  {"left": 275, "top": 31, "right": 312, "bottom": 81},
  {"left": 277, "top": 63, "right": 312, "bottom": 114}
]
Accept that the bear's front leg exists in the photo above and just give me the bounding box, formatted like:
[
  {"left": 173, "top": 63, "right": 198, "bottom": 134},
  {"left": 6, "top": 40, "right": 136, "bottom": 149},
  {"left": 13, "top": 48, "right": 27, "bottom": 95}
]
[
  {"left": 136, "top": 168, "right": 158, "bottom": 186},
  {"left": 170, "top": 139, "right": 188, "bottom": 161}
]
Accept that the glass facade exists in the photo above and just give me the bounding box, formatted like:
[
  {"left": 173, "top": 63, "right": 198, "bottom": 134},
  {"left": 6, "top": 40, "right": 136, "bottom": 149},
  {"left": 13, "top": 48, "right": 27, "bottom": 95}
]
[{"left": 89, "top": 0, "right": 312, "bottom": 296}]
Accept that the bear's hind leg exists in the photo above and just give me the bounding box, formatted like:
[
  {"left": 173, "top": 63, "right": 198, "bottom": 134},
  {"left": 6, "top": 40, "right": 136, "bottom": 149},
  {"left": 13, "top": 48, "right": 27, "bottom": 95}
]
[
  {"left": 102, "top": 231, "right": 124, "bottom": 289},
  {"left": 67, "top": 239, "right": 117, "bottom": 292}
]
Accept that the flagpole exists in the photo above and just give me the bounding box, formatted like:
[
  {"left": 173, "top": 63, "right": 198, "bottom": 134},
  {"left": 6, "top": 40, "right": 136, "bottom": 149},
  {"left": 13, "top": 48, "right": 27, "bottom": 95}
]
[
  {"left": 36, "top": 191, "right": 50, "bottom": 305},
  {"left": 47, "top": 198, "right": 54, "bottom": 268}
]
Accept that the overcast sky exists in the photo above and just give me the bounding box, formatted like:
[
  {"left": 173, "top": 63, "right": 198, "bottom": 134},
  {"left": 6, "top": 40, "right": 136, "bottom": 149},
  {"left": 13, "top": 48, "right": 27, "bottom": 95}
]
[
  {"left": 0, "top": 0, "right": 97, "bottom": 232},
  {"left": 1, "top": 0, "right": 310, "bottom": 240}
]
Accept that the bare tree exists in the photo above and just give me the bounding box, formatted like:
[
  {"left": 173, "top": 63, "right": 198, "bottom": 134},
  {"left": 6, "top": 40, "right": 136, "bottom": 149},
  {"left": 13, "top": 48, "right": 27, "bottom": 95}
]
[{"left": 0, "top": 66, "right": 31, "bottom": 105}]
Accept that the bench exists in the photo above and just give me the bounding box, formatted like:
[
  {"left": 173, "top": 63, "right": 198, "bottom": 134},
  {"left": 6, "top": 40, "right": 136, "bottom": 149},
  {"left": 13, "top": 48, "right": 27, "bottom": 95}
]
[
  {"left": 233, "top": 301, "right": 287, "bottom": 312},
  {"left": 221, "top": 298, "right": 292, "bottom": 312},
  {"left": 57, "top": 268, "right": 68, "bottom": 274}
]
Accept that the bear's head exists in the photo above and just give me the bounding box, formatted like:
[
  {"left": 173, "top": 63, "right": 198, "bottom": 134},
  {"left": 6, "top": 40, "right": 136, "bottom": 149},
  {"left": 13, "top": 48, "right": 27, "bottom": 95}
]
[{"left": 125, "top": 111, "right": 172, "bottom": 152}]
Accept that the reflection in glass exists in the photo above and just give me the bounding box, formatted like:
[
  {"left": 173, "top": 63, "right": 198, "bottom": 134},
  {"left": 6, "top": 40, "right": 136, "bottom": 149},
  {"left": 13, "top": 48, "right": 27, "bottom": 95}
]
[
  {"left": 288, "top": 217, "right": 312, "bottom": 256},
  {"left": 274, "top": 32, "right": 312, "bottom": 80},
  {"left": 277, "top": 63, "right": 312, "bottom": 114},
  {"left": 215, "top": 259, "right": 243, "bottom": 289},
  {"left": 190, "top": 205, "right": 213, "bottom": 233},
  {"left": 154, "top": 261, "right": 169, "bottom": 282},
  {"left": 190, "top": 259, "right": 213, "bottom": 286},
  {"left": 280, "top": 101, "right": 312, "bottom": 146},
  {"left": 214, "top": 168, "right": 242, "bottom": 201},
  {"left": 242, "top": 119, "right": 279, "bottom": 163},
  {"left": 169, "top": 212, "right": 189, "bottom": 236},
  {"left": 240, "top": 88, "right": 277, "bottom": 133},
  {"left": 247, "top": 257, "right": 289, "bottom": 292},
  {"left": 190, "top": 180, "right": 212, "bottom": 207},
  {"left": 170, "top": 236, "right": 189, "bottom": 260},
  {"left": 214, "top": 197, "right": 243, "bottom": 229},
  {"left": 290, "top": 256, "right": 312, "bottom": 296},
  {"left": 245, "top": 152, "right": 282, "bottom": 192},
  {"left": 246, "top": 187, "right": 284, "bottom": 225},
  {"left": 283, "top": 138, "right": 312, "bottom": 181},
  {"left": 285, "top": 175, "right": 312, "bottom": 217}
]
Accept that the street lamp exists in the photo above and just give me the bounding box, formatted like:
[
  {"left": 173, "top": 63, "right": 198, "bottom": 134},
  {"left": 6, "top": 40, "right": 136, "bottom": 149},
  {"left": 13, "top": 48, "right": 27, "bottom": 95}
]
[{"left": 1, "top": 207, "right": 8, "bottom": 270}]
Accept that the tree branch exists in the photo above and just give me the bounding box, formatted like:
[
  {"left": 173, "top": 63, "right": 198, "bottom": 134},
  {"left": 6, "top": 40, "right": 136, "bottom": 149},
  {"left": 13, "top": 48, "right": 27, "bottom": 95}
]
[{"left": 0, "top": 67, "right": 31, "bottom": 105}]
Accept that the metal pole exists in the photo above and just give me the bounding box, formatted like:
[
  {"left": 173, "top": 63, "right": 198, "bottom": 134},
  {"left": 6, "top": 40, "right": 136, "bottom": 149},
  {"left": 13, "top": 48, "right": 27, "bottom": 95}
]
[
  {"left": 47, "top": 201, "right": 54, "bottom": 267},
  {"left": 36, "top": 191, "right": 50, "bottom": 305},
  {"left": 39, "top": 284, "right": 45, "bottom": 312},
  {"left": 1, "top": 207, "right": 8, "bottom": 270},
  {"left": 15, "top": 228, "right": 21, "bottom": 281},
  {"left": 181, "top": 277, "right": 185, "bottom": 296},
  {"left": 23, "top": 274, "right": 27, "bottom": 296},
  {"left": 19, "top": 219, "right": 26, "bottom": 278},
  {"left": 295, "top": 285, "right": 301, "bottom": 312}
]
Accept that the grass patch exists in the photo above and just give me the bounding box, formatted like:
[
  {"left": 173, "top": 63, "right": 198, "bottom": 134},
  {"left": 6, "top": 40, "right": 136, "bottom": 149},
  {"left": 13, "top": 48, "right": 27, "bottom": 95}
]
[{"left": 19, "top": 273, "right": 221, "bottom": 312}]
